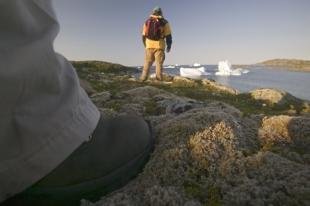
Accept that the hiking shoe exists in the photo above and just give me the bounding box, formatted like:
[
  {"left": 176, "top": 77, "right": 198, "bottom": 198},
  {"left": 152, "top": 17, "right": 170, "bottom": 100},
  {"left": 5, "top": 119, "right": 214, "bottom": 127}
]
[{"left": 2, "top": 115, "right": 154, "bottom": 206}]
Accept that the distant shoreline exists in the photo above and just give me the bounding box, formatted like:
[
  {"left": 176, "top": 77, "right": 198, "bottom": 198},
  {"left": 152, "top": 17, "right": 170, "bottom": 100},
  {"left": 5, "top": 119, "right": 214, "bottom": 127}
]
[{"left": 254, "top": 59, "right": 310, "bottom": 72}]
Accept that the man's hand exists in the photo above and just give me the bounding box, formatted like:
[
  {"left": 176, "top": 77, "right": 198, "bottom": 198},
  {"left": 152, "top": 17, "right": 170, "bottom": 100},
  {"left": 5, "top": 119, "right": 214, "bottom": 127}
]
[
  {"left": 142, "top": 36, "right": 146, "bottom": 47},
  {"left": 166, "top": 46, "right": 171, "bottom": 53}
]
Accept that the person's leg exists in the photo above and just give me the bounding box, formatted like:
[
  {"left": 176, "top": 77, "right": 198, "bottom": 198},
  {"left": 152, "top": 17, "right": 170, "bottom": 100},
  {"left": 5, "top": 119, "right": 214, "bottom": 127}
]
[
  {"left": 154, "top": 49, "right": 165, "bottom": 81},
  {"left": 0, "top": 0, "right": 153, "bottom": 205},
  {"left": 0, "top": 0, "right": 99, "bottom": 201},
  {"left": 140, "top": 48, "right": 155, "bottom": 81}
]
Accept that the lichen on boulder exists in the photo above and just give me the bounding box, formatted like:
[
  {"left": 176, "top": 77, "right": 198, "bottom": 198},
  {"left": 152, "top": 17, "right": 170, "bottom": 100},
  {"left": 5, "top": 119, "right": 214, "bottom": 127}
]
[
  {"left": 202, "top": 79, "right": 239, "bottom": 95},
  {"left": 249, "top": 88, "right": 301, "bottom": 106},
  {"left": 77, "top": 68, "right": 310, "bottom": 206}
]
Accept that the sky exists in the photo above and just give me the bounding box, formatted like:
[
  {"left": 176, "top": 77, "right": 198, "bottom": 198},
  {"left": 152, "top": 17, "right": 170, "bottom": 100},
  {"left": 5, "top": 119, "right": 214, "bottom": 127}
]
[{"left": 53, "top": 0, "right": 310, "bottom": 66}]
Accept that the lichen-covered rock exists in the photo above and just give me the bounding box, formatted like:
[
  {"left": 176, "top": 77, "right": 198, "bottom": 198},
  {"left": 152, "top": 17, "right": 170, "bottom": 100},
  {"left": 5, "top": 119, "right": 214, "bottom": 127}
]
[
  {"left": 119, "top": 103, "right": 144, "bottom": 116},
  {"left": 90, "top": 91, "right": 111, "bottom": 106},
  {"left": 80, "top": 79, "right": 96, "bottom": 95},
  {"left": 259, "top": 115, "right": 310, "bottom": 162},
  {"left": 221, "top": 152, "right": 310, "bottom": 206},
  {"left": 153, "top": 93, "right": 204, "bottom": 115},
  {"left": 249, "top": 88, "right": 301, "bottom": 105},
  {"left": 83, "top": 85, "right": 310, "bottom": 206},
  {"left": 149, "top": 73, "right": 174, "bottom": 82},
  {"left": 81, "top": 193, "right": 136, "bottom": 206},
  {"left": 143, "top": 186, "right": 185, "bottom": 206},
  {"left": 122, "top": 86, "right": 204, "bottom": 115},
  {"left": 122, "top": 86, "right": 164, "bottom": 100},
  {"left": 172, "top": 76, "right": 199, "bottom": 87},
  {"left": 202, "top": 79, "right": 239, "bottom": 95}
]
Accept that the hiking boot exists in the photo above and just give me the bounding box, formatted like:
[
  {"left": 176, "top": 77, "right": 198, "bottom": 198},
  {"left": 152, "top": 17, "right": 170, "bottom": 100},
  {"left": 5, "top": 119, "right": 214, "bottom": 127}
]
[{"left": 2, "top": 115, "right": 154, "bottom": 206}]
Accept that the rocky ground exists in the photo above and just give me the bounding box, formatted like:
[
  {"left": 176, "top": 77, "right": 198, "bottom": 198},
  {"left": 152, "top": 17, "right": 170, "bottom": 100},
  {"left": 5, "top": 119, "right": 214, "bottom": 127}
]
[{"left": 74, "top": 61, "right": 310, "bottom": 206}]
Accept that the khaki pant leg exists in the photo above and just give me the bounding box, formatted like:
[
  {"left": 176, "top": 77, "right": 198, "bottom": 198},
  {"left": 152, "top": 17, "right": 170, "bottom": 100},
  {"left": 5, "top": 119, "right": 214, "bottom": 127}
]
[
  {"left": 0, "top": 0, "right": 100, "bottom": 202},
  {"left": 140, "top": 49, "right": 155, "bottom": 81},
  {"left": 154, "top": 49, "right": 165, "bottom": 81}
]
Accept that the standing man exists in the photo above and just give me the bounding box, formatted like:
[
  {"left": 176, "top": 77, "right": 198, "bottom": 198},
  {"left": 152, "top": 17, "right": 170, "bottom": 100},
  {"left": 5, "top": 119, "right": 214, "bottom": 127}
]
[{"left": 140, "top": 6, "right": 173, "bottom": 81}]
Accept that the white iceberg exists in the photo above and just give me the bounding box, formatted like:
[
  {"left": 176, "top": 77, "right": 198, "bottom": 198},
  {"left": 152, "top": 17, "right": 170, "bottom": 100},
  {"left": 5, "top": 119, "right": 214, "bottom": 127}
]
[
  {"left": 215, "top": 60, "right": 249, "bottom": 76},
  {"left": 231, "top": 68, "right": 242, "bottom": 76},
  {"left": 180, "top": 66, "right": 210, "bottom": 80},
  {"left": 216, "top": 60, "right": 232, "bottom": 76},
  {"left": 193, "top": 63, "right": 201, "bottom": 67},
  {"left": 164, "top": 65, "right": 176, "bottom": 69}
]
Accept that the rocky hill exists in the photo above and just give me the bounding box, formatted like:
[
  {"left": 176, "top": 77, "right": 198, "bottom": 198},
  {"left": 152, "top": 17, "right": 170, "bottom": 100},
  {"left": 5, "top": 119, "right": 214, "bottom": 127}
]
[
  {"left": 258, "top": 59, "right": 310, "bottom": 72},
  {"left": 74, "top": 61, "right": 309, "bottom": 206},
  {"left": 71, "top": 60, "right": 139, "bottom": 76}
]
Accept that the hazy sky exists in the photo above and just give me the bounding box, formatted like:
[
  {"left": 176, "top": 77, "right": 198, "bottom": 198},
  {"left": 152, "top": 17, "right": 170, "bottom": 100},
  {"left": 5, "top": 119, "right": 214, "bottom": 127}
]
[{"left": 53, "top": 0, "right": 310, "bottom": 66}]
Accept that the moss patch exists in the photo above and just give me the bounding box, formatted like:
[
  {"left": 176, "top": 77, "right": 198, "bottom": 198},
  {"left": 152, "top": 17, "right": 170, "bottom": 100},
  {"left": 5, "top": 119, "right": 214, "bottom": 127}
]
[
  {"left": 143, "top": 99, "right": 165, "bottom": 116},
  {"left": 72, "top": 60, "right": 138, "bottom": 75}
]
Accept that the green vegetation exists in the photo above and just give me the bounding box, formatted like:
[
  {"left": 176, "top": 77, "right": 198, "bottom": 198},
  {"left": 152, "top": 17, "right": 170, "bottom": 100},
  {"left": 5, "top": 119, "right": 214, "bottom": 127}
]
[
  {"left": 183, "top": 180, "right": 222, "bottom": 206},
  {"left": 74, "top": 61, "right": 309, "bottom": 116},
  {"left": 104, "top": 100, "right": 123, "bottom": 112},
  {"left": 207, "top": 186, "right": 222, "bottom": 206},
  {"left": 72, "top": 60, "right": 138, "bottom": 78},
  {"left": 183, "top": 181, "right": 206, "bottom": 203},
  {"left": 258, "top": 59, "right": 310, "bottom": 72},
  {"left": 143, "top": 99, "right": 166, "bottom": 116}
]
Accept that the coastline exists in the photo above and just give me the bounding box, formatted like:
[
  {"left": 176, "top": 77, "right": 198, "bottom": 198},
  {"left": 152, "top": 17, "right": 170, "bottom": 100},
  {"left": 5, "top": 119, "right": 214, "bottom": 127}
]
[{"left": 255, "top": 58, "right": 310, "bottom": 72}]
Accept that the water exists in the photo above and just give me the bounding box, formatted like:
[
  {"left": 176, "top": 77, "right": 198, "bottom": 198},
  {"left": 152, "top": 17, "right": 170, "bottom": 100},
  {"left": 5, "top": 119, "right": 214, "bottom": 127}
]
[{"left": 142, "top": 65, "right": 310, "bottom": 100}]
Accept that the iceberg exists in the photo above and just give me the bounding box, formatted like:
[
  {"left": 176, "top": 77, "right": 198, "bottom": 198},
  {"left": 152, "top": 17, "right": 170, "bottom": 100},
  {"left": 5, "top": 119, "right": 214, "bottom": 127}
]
[
  {"left": 216, "top": 60, "right": 232, "bottom": 76},
  {"left": 180, "top": 66, "right": 210, "bottom": 80},
  {"left": 215, "top": 60, "right": 249, "bottom": 76},
  {"left": 193, "top": 63, "right": 201, "bottom": 67},
  {"left": 164, "top": 65, "right": 176, "bottom": 69}
]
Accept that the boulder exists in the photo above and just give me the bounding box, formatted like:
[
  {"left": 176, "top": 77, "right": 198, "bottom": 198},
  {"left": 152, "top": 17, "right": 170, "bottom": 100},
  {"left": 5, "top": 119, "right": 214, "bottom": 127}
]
[
  {"left": 249, "top": 88, "right": 301, "bottom": 105},
  {"left": 172, "top": 76, "right": 199, "bottom": 87},
  {"left": 202, "top": 79, "right": 239, "bottom": 95},
  {"left": 122, "top": 86, "right": 204, "bottom": 115},
  {"left": 79, "top": 79, "right": 96, "bottom": 95},
  {"left": 82, "top": 83, "right": 310, "bottom": 206},
  {"left": 90, "top": 91, "right": 111, "bottom": 107},
  {"left": 259, "top": 115, "right": 310, "bottom": 159},
  {"left": 149, "top": 73, "right": 174, "bottom": 82}
]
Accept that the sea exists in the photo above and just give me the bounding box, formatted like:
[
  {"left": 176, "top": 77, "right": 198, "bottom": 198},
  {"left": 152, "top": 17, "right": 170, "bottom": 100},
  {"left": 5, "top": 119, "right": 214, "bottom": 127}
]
[{"left": 139, "top": 65, "right": 310, "bottom": 101}]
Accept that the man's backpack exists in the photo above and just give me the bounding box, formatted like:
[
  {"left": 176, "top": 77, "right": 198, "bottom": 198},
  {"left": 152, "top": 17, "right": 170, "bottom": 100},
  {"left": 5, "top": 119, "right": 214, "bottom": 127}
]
[{"left": 144, "top": 17, "right": 165, "bottom": 41}]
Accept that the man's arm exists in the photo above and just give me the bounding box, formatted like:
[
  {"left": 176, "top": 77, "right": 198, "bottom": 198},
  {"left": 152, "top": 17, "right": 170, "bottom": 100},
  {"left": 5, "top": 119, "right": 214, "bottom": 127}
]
[
  {"left": 142, "top": 35, "right": 146, "bottom": 47},
  {"left": 164, "top": 22, "right": 172, "bottom": 52},
  {"left": 142, "top": 23, "right": 146, "bottom": 47},
  {"left": 165, "top": 34, "right": 172, "bottom": 52}
]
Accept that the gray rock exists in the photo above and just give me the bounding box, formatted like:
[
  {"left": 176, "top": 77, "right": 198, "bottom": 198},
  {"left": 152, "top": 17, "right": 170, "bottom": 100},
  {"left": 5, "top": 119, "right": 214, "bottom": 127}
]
[
  {"left": 91, "top": 91, "right": 111, "bottom": 106},
  {"left": 79, "top": 79, "right": 96, "bottom": 95},
  {"left": 249, "top": 88, "right": 301, "bottom": 105},
  {"left": 154, "top": 93, "right": 204, "bottom": 115}
]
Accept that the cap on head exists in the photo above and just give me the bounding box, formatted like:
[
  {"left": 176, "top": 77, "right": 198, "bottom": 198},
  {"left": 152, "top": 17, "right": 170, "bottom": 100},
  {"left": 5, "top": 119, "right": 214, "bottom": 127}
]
[{"left": 152, "top": 6, "right": 162, "bottom": 16}]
